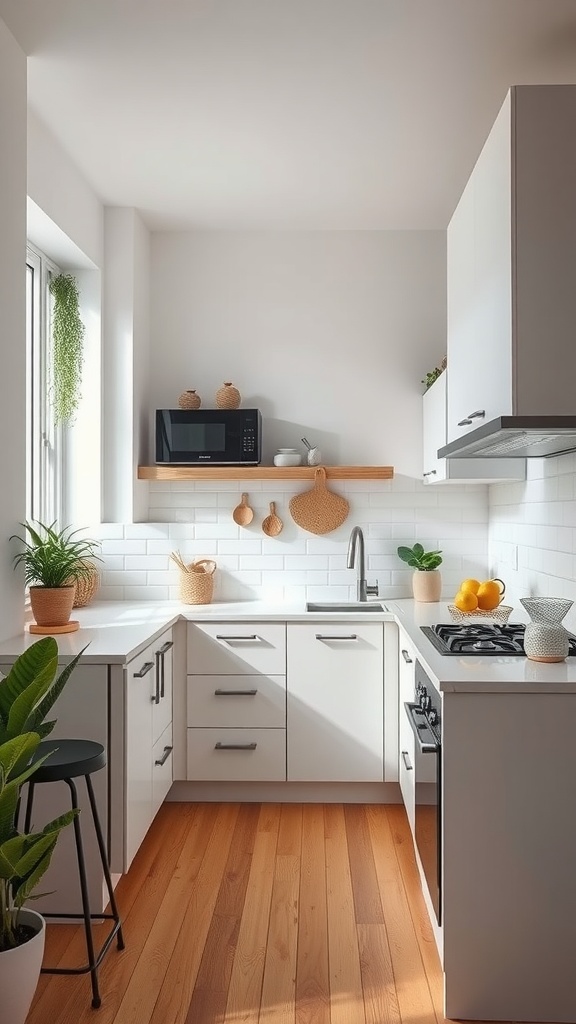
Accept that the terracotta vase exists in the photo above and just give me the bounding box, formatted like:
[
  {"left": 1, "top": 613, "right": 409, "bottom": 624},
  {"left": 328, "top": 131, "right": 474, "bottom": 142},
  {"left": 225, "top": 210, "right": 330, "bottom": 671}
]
[
  {"left": 29, "top": 585, "right": 75, "bottom": 626},
  {"left": 215, "top": 382, "right": 241, "bottom": 409},
  {"left": 178, "top": 390, "right": 201, "bottom": 410},
  {"left": 412, "top": 569, "right": 442, "bottom": 602}
]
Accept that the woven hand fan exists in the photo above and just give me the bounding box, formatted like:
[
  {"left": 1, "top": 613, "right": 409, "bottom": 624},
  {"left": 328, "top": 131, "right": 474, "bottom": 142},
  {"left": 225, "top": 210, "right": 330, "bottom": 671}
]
[{"left": 289, "top": 466, "right": 350, "bottom": 535}]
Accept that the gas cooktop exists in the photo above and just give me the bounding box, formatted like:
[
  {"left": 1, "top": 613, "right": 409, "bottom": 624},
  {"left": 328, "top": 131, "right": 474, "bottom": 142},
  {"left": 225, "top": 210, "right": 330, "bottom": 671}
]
[{"left": 421, "top": 622, "right": 576, "bottom": 656}]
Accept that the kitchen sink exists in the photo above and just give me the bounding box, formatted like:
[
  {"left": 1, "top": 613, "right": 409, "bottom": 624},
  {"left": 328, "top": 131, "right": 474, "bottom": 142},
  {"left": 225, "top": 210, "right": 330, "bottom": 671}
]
[{"left": 305, "top": 601, "right": 387, "bottom": 613}]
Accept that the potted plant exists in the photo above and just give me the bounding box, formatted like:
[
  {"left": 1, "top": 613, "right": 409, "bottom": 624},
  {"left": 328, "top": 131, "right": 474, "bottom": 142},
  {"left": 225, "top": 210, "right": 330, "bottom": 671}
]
[
  {"left": 10, "top": 521, "right": 101, "bottom": 629},
  {"left": 397, "top": 542, "right": 443, "bottom": 602},
  {"left": 49, "top": 273, "right": 85, "bottom": 424},
  {"left": 0, "top": 637, "right": 84, "bottom": 1024},
  {"left": 421, "top": 355, "right": 447, "bottom": 392}
]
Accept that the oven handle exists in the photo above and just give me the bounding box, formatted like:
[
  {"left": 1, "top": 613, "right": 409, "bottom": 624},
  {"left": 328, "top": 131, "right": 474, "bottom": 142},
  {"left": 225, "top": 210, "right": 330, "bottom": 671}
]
[{"left": 404, "top": 702, "right": 440, "bottom": 753}]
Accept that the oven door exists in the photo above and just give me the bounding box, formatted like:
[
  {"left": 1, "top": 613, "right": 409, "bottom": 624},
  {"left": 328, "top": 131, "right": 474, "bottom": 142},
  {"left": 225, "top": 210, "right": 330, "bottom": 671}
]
[{"left": 404, "top": 701, "right": 441, "bottom": 925}]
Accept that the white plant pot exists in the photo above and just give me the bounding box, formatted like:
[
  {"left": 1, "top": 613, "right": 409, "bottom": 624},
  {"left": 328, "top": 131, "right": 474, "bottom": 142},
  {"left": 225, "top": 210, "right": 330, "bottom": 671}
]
[
  {"left": 412, "top": 569, "right": 442, "bottom": 602},
  {"left": 0, "top": 908, "right": 46, "bottom": 1024}
]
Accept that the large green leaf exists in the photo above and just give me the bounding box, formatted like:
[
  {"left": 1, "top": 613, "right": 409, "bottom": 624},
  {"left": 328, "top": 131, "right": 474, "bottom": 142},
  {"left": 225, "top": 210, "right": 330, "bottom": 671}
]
[
  {"left": 0, "top": 638, "right": 58, "bottom": 723},
  {"left": 40, "top": 809, "right": 78, "bottom": 836},
  {"left": 26, "top": 646, "right": 88, "bottom": 733},
  {"left": 12, "top": 832, "right": 57, "bottom": 878},
  {"left": 0, "top": 834, "right": 28, "bottom": 879},
  {"left": 5, "top": 659, "right": 61, "bottom": 739},
  {"left": 13, "top": 845, "right": 56, "bottom": 906},
  {"left": 0, "top": 733, "right": 41, "bottom": 780}
]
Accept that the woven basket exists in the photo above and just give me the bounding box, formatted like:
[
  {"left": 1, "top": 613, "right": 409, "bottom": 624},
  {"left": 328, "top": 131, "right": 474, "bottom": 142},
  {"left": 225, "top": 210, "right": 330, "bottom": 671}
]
[
  {"left": 447, "top": 604, "right": 513, "bottom": 624},
  {"left": 179, "top": 559, "right": 216, "bottom": 605},
  {"left": 289, "top": 466, "right": 349, "bottom": 535},
  {"left": 72, "top": 562, "right": 101, "bottom": 608}
]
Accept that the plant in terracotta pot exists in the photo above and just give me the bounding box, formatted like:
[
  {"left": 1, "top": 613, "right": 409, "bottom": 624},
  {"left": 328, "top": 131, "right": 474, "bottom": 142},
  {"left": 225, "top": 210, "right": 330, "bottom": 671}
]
[
  {"left": 10, "top": 521, "right": 101, "bottom": 629},
  {"left": 397, "top": 543, "right": 443, "bottom": 602},
  {"left": 0, "top": 637, "right": 85, "bottom": 1024}
]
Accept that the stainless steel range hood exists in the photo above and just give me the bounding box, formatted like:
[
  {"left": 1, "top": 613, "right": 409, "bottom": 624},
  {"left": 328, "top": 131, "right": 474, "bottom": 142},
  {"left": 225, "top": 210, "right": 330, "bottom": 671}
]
[{"left": 438, "top": 417, "right": 576, "bottom": 460}]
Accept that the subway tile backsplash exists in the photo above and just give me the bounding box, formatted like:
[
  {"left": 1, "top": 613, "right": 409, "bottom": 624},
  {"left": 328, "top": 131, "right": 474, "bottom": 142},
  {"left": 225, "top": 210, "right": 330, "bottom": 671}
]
[{"left": 93, "top": 475, "right": 489, "bottom": 604}]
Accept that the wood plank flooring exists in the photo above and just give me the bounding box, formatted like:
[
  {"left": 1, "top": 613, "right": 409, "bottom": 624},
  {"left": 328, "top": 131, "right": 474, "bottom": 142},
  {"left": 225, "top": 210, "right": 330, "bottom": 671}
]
[{"left": 24, "top": 802, "right": 491, "bottom": 1023}]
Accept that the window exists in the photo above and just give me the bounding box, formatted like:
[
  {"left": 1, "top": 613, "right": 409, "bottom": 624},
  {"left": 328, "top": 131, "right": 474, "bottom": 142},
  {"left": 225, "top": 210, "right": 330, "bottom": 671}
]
[{"left": 26, "top": 244, "right": 63, "bottom": 526}]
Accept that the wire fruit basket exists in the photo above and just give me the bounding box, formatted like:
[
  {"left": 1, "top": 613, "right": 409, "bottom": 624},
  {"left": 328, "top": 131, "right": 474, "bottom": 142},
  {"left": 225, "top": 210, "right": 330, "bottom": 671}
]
[{"left": 447, "top": 604, "right": 513, "bottom": 624}]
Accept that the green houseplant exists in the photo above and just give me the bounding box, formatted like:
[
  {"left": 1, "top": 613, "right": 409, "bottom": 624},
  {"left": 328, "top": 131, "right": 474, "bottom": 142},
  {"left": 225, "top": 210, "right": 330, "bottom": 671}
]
[
  {"left": 0, "top": 637, "right": 84, "bottom": 1023},
  {"left": 11, "top": 521, "right": 101, "bottom": 628},
  {"left": 397, "top": 543, "right": 443, "bottom": 602},
  {"left": 49, "top": 273, "right": 85, "bottom": 424}
]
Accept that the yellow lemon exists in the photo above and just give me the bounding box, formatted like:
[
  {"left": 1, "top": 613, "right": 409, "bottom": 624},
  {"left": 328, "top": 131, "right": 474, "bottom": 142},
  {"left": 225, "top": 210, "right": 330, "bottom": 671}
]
[
  {"left": 454, "top": 590, "right": 479, "bottom": 612},
  {"left": 476, "top": 579, "right": 505, "bottom": 610},
  {"left": 459, "top": 578, "right": 481, "bottom": 595}
]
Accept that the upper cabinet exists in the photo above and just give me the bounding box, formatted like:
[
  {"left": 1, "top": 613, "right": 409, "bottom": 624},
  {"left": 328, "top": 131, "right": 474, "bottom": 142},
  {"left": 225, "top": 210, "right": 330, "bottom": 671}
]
[
  {"left": 447, "top": 85, "right": 576, "bottom": 445},
  {"left": 422, "top": 371, "right": 525, "bottom": 484}
]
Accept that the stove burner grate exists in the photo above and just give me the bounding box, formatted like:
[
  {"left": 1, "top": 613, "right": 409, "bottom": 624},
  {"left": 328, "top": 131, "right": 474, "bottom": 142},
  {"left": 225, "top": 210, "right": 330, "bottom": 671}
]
[{"left": 421, "top": 622, "right": 576, "bottom": 656}]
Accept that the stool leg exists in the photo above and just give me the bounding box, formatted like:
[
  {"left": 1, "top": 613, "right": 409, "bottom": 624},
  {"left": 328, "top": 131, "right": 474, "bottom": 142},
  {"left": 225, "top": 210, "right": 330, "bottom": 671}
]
[
  {"left": 85, "top": 773, "right": 125, "bottom": 950},
  {"left": 23, "top": 781, "right": 35, "bottom": 833},
  {"left": 66, "top": 778, "right": 101, "bottom": 1009}
]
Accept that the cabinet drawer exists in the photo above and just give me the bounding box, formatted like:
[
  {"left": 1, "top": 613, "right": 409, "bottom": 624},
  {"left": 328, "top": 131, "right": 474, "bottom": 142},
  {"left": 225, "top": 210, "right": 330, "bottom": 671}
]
[
  {"left": 187, "top": 623, "right": 286, "bottom": 675},
  {"left": 152, "top": 722, "right": 173, "bottom": 814},
  {"left": 187, "top": 728, "right": 286, "bottom": 781},
  {"left": 187, "top": 675, "right": 286, "bottom": 728}
]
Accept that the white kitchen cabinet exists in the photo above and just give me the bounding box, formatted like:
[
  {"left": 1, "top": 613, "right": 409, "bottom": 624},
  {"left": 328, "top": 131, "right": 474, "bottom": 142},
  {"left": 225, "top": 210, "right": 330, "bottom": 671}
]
[
  {"left": 125, "top": 627, "right": 174, "bottom": 869},
  {"left": 447, "top": 85, "right": 576, "bottom": 444},
  {"left": 186, "top": 622, "right": 286, "bottom": 781},
  {"left": 286, "top": 622, "right": 383, "bottom": 782},
  {"left": 397, "top": 630, "right": 416, "bottom": 837},
  {"left": 422, "top": 372, "right": 523, "bottom": 484}
]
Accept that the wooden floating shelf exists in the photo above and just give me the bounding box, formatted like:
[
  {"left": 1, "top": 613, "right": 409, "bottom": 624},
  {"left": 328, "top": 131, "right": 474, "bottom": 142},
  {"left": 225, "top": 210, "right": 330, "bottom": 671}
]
[{"left": 138, "top": 465, "right": 394, "bottom": 481}]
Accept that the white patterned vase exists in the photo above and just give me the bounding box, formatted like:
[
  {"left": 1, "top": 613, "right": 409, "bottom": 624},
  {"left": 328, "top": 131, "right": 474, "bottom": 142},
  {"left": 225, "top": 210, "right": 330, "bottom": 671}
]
[{"left": 519, "top": 597, "right": 573, "bottom": 663}]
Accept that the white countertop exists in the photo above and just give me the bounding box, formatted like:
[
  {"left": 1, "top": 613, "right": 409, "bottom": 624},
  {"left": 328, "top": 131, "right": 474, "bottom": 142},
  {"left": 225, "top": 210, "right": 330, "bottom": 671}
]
[{"left": 0, "top": 598, "right": 575, "bottom": 693}]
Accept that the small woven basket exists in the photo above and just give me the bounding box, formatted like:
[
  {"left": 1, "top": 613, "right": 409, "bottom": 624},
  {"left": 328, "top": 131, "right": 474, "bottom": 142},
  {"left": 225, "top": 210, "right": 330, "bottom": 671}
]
[
  {"left": 69, "top": 561, "right": 100, "bottom": 608},
  {"left": 447, "top": 604, "right": 513, "bottom": 624},
  {"left": 178, "top": 558, "right": 216, "bottom": 605}
]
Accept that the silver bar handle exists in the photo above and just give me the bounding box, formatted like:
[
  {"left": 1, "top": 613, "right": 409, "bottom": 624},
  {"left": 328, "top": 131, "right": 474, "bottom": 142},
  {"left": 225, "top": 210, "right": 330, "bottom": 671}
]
[
  {"left": 157, "top": 640, "right": 174, "bottom": 655},
  {"left": 214, "top": 688, "right": 258, "bottom": 696},
  {"left": 315, "top": 634, "right": 358, "bottom": 641},
  {"left": 215, "top": 742, "right": 257, "bottom": 751},
  {"left": 401, "top": 750, "right": 413, "bottom": 771},
  {"left": 134, "top": 661, "right": 154, "bottom": 678},
  {"left": 215, "top": 634, "right": 261, "bottom": 642},
  {"left": 154, "top": 745, "right": 173, "bottom": 767},
  {"left": 458, "top": 408, "right": 485, "bottom": 426},
  {"left": 457, "top": 417, "right": 473, "bottom": 426},
  {"left": 401, "top": 649, "right": 413, "bottom": 664}
]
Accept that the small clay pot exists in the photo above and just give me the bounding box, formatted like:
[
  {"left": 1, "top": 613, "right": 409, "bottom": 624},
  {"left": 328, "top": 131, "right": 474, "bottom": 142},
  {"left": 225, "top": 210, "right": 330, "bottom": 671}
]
[
  {"left": 215, "top": 382, "right": 241, "bottom": 409},
  {"left": 178, "top": 390, "right": 201, "bottom": 410}
]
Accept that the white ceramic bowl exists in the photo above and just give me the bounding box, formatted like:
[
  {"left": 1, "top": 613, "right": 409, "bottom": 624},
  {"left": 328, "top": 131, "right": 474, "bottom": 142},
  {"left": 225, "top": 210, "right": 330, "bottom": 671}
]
[{"left": 274, "top": 453, "right": 301, "bottom": 466}]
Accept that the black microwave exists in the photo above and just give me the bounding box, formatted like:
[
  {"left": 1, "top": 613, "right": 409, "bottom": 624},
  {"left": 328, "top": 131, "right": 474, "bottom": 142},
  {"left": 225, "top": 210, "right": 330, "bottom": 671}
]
[{"left": 155, "top": 408, "right": 262, "bottom": 465}]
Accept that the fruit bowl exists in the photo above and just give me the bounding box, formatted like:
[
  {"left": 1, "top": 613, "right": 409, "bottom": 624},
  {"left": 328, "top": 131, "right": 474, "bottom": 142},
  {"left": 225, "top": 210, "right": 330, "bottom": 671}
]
[{"left": 447, "top": 604, "right": 513, "bottom": 624}]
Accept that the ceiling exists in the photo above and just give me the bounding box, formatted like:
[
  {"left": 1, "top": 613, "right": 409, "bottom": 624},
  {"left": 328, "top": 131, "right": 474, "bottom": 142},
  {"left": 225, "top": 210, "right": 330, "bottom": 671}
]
[{"left": 2, "top": 0, "right": 576, "bottom": 231}]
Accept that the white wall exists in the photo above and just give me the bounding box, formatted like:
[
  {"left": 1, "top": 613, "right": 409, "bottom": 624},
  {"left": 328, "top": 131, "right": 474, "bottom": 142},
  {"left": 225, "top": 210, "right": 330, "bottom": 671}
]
[
  {"left": 489, "top": 454, "right": 576, "bottom": 631},
  {"left": 149, "top": 231, "right": 446, "bottom": 476},
  {"left": 0, "top": 21, "right": 27, "bottom": 639}
]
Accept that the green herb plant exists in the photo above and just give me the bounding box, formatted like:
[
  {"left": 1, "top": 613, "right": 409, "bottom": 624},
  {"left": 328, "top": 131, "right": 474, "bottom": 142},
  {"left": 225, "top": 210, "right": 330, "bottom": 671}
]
[
  {"left": 421, "top": 364, "right": 445, "bottom": 391},
  {"left": 0, "top": 637, "right": 85, "bottom": 950},
  {"left": 397, "top": 543, "right": 443, "bottom": 571},
  {"left": 10, "top": 521, "right": 101, "bottom": 589},
  {"left": 49, "top": 273, "right": 85, "bottom": 423}
]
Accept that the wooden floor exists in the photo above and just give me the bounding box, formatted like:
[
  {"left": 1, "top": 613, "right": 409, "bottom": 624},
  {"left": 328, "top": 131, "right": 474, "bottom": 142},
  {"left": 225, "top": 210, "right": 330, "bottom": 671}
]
[{"left": 26, "top": 802, "right": 462, "bottom": 1024}]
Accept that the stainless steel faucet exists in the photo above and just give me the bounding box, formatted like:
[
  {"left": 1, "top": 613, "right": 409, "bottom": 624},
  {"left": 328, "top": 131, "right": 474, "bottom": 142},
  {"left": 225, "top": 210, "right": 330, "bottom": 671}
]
[{"left": 347, "top": 526, "right": 378, "bottom": 602}]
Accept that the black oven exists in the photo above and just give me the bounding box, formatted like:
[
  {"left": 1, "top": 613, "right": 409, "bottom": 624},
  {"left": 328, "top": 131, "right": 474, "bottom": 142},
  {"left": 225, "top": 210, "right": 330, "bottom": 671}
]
[
  {"left": 404, "top": 660, "right": 442, "bottom": 925},
  {"left": 156, "top": 408, "right": 262, "bottom": 465}
]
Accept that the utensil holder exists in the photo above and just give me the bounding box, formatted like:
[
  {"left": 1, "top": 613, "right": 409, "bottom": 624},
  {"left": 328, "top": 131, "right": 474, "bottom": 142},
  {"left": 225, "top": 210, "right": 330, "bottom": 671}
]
[{"left": 178, "top": 559, "right": 216, "bottom": 604}]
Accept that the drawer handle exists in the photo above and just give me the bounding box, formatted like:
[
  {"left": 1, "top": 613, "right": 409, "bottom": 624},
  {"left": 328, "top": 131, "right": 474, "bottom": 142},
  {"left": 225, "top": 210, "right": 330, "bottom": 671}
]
[
  {"left": 215, "top": 634, "right": 262, "bottom": 642},
  {"left": 133, "top": 661, "right": 154, "bottom": 678},
  {"left": 422, "top": 470, "right": 437, "bottom": 477},
  {"left": 215, "top": 742, "right": 257, "bottom": 751},
  {"left": 157, "top": 640, "right": 174, "bottom": 655},
  {"left": 401, "top": 649, "right": 413, "bottom": 664},
  {"left": 155, "top": 745, "right": 173, "bottom": 767},
  {"left": 214, "top": 688, "right": 258, "bottom": 696},
  {"left": 458, "top": 409, "right": 485, "bottom": 426},
  {"left": 401, "top": 750, "right": 413, "bottom": 771},
  {"left": 315, "top": 634, "right": 358, "bottom": 641}
]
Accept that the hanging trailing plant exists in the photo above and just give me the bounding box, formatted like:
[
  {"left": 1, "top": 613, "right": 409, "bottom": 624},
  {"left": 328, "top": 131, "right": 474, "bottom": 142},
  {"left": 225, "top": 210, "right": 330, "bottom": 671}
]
[{"left": 49, "top": 273, "right": 85, "bottom": 423}]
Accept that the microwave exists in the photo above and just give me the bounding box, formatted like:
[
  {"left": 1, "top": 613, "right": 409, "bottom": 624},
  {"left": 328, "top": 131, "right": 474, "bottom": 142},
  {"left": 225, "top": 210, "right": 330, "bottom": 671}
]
[{"left": 155, "top": 408, "right": 262, "bottom": 465}]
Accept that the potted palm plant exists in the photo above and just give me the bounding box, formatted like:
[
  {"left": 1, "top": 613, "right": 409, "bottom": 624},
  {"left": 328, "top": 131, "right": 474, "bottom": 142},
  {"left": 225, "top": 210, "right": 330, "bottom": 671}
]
[
  {"left": 397, "top": 542, "right": 443, "bottom": 601},
  {"left": 10, "top": 521, "right": 101, "bottom": 630},
  {"left": 0, "top": 637, "right": 84, "bottom": 1024}
]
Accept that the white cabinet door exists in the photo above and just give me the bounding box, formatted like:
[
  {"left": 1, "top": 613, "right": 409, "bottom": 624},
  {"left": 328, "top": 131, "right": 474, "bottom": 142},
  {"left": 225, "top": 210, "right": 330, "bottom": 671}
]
[
  {"left": 397, "top": 632, "right": 416, "bottom": 838},
  {"left": 188, "top": 622, "right": 286, "bottom": 675},
  {"left": 286, "top": 623, "right": 383, "bottom": 782}
]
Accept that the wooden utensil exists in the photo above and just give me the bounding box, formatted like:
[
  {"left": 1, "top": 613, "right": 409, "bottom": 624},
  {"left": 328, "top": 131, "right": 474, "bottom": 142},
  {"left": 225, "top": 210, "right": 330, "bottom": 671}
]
[
  {"left": 232, "top": 492, "right": 254, "bottom": 526},
  {"left": 262, "top": 501, "right": 283, "bottom": 537},
  {"left": 289, "top": 466, "right": 349, "bottom": 534}
]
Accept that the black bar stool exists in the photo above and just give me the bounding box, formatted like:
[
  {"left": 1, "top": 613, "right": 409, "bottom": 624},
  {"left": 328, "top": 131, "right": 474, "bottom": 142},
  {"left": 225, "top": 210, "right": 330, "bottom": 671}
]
[{"left": 24, "top": 739, "right": 125, "bottom": 1009}]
